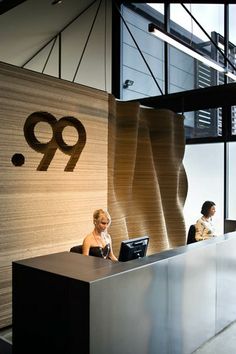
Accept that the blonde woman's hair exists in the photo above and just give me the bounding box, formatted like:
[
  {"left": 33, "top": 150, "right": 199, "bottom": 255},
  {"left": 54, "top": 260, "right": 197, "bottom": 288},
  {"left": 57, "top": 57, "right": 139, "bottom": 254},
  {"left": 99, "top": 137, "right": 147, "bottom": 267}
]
[{"left": 93, "top": 209, "right": 111, "bottom": 226}]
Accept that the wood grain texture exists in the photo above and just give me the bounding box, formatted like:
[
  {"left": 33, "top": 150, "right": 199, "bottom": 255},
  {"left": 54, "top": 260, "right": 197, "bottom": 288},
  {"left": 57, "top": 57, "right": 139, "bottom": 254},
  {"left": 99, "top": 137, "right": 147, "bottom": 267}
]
[
  {"left": 108, "top": 96, "right": 187, "bottom": 255},
  {"left": 0, "top": 61, "right": 187, "bottom": 329},
  {"left": 0, "top": 62, "right": 109, "bottom": 328}
]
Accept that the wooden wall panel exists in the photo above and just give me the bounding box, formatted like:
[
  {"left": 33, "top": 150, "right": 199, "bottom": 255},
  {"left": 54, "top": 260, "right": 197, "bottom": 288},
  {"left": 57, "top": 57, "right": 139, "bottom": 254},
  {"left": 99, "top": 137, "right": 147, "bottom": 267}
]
[
  {"left": 0, "top": 62, "right": 187, "bottom": 329},
  {"left": 108, "top": 96, "right": 187, "bottom": 255},
  {"left": 0, "top": 62, "right": 109, "bottom": 328}
]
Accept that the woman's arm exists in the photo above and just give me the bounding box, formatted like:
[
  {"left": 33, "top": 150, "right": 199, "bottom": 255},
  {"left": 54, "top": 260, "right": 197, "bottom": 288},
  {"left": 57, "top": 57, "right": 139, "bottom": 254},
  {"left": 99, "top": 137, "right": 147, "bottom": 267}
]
[
  {"left": 82, "top": 236, "right": 91, "bottom": 256},
  {"left": 195, "top": 220, "right": 214, "bottom": 241},
  {"left": 106, "top": 234, "right": 118, "bottom": 261},
  {"left": 109, "top": 250, "right": 118, "bottom": 261},
  {"left": 195, "top": 220, "right": 205, "bottom": 241}
]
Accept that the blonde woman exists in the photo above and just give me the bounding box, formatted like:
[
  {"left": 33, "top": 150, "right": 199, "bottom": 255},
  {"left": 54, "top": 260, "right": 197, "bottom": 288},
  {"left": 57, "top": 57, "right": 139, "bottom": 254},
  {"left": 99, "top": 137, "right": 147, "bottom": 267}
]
[{"left": 82, "top": 209, "right": 118, "bottom": 261}]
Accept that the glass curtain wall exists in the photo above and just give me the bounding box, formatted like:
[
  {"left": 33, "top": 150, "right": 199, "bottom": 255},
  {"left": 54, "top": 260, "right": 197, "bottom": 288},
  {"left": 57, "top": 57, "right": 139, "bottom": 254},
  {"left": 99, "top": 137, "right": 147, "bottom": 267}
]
[
  {"left": 227, "top": 142, "right": 236, "bottom": 220},
  {"left": 119, "top": 3, "right": 236, "bottom": 238},
  {"left": 227, "top": 4, "right": 236, "bottom": 224},
  {"left": 229, "top": 4, "right": 236, "bottom": 70},
  {"left": 120, "top": 4, "right": 164, "bottom": 100},
  {"left": 229, "top": 5, "right": 236, "bottom": 136},
  {"left": 183, "top": 143, "right": 224, "bottom": 235},
  {"left": 121, "top": 3, "right": 231, "bottom": 100},
  {"left": 169, "top": 4, "right": 224, "bottom": 140}
]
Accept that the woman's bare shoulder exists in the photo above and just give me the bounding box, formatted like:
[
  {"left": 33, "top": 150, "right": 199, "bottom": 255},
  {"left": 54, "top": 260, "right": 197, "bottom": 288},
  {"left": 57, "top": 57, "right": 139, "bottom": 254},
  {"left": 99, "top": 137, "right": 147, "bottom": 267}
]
[{"left": 83, "top": 232, "right": 93, "bottom": 242}]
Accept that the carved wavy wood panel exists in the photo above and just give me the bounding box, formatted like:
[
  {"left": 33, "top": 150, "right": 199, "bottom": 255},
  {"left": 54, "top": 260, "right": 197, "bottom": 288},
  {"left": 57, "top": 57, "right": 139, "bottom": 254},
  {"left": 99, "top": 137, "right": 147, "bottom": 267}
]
[{"left": 108, "top": 96, "right": 187, "bottom": 254}]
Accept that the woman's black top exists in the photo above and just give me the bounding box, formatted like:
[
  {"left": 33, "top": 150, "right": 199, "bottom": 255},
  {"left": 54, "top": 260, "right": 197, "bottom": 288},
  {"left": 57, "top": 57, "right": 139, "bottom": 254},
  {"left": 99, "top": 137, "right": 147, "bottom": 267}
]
[{"left": 89, "top": 243, "right": 111, "bottom": 259}]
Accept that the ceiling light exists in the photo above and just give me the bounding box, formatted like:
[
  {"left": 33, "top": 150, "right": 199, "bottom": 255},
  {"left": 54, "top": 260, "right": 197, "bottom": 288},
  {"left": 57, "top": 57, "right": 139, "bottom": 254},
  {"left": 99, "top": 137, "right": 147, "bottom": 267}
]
[
  {"left": 149, "top": 23, "right": 225, "bottom": 73},
  {"left": 225, "top": 71, "right": 236, "bottom": 81}
]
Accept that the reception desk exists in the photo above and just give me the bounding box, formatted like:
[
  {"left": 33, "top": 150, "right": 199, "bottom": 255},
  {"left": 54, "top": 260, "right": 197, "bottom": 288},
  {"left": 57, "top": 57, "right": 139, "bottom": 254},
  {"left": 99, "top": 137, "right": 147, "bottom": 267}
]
[{"left": 13, "top": 232, "right": 236, "bottom": 354}]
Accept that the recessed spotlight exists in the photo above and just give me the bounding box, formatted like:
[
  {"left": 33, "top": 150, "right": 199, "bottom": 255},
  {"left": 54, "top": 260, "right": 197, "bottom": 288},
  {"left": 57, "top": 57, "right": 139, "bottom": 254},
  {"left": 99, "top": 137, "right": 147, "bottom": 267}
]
[{"left": 51, "top": 0, "right": 63, "bottom": 5}]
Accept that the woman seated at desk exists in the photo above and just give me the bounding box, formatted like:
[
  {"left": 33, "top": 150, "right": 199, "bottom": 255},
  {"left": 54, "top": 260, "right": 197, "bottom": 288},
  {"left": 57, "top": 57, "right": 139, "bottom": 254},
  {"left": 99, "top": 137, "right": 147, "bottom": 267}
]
[
  {"left": 195, "top": 201, "right": 217, "bottom": 241},
  {"left": 82, "top": 209, "right": 118, "bottom": 261}
]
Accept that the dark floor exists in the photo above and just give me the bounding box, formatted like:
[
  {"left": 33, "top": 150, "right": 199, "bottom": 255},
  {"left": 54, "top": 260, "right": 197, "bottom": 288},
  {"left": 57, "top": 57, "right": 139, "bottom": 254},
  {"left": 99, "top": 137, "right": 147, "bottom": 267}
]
[{"left": 0, "top": 326, "right": 12, "bottom": 354}]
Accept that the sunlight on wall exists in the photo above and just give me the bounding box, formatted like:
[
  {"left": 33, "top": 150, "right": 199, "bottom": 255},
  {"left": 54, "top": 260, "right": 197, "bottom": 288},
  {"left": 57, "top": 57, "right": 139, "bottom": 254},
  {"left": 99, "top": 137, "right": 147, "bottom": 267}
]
[
  {"left": 228, "top": 142, "right": 236, "bottom": 219},
  {"left": 183, "top": 143, "right": 224, "bottom": 238}
]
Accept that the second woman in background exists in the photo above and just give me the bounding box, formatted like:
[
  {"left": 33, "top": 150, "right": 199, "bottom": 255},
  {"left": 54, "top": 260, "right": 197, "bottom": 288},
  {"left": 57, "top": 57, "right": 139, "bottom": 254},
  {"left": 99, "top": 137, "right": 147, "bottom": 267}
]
[{"left": 195, "top": 200, "right": 217, "bottom": 241}]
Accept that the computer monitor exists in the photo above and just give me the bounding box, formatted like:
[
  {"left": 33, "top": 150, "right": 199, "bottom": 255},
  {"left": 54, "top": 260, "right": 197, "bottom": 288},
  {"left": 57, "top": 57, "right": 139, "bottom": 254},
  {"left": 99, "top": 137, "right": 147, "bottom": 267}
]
[{"left": 118, "top": 236, "right": 149, "bottom": 262}]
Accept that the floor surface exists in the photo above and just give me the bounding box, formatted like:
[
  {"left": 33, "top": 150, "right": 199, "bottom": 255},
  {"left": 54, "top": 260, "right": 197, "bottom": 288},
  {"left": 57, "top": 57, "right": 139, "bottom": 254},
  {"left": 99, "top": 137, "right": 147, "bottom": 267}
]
[{"left": 193, "top": 320, "right": 236, "bottom": 354}]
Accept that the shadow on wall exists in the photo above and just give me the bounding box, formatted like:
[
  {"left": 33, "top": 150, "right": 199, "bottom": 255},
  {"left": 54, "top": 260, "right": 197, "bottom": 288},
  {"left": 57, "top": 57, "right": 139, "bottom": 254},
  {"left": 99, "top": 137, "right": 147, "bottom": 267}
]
[{"left": 108, "top": 96, "right": 187, "bottom": 254}]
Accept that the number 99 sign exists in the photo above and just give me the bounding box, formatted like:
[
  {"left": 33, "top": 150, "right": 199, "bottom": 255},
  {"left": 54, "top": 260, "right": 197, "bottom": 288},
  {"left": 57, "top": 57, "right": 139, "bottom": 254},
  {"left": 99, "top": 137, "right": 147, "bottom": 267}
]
[{"left": 24, "top": 112, "right": 87, "bottom": 172}]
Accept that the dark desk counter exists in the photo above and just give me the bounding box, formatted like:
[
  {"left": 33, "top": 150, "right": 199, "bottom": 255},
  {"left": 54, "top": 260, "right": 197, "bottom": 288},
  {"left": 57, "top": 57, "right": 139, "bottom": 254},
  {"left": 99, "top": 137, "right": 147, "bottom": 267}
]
[{"left": 13, "top": 232, "right": 236, "bottom": 354}]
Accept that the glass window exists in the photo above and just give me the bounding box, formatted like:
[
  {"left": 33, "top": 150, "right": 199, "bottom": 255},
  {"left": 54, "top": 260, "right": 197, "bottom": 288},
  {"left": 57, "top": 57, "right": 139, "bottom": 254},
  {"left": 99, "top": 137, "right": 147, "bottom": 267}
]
[
  {"left": 168, "top": 4, "right": 225, "bottom": 93},
  {"left": 121, "top": 4, "right": 229, "bottom": 100},
  {"left": 229, "top": 5, "right": 236, "bottom": 46},
  {"left": 227, "top": 142, "right": 236, "bottom": 220},
  {"left": 228, "top": 5, "right": 236, "bottom": 81},
  {"left": 170, "top": 4, "right": 224, "bottom": 57},
  {"left": 168, "top": 46, "right": 195, "bottom": 93},
  {"left": 170, "top": 4, "right": 224, "bottom": 44},
  {"left": 121, "top": 5, "right": 164, "bottom": 100},
  {"left": 147, "top": 3, "right": 164, "bottom": 17},
  {"left": 184, "top": 108, "right": 222, "bottom": 139},
  {"left": 183, "top": 143, "right": 224, "bottom": 236},
  {"left": 232, "top": 106, "right": 236, "bottom": 135}
]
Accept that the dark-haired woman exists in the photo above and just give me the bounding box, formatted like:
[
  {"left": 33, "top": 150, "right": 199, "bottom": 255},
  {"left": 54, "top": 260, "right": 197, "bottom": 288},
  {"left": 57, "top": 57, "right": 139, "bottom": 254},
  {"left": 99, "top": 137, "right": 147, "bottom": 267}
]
[{"left": 195, "top": 201, "right": 216, "bottom": 241}]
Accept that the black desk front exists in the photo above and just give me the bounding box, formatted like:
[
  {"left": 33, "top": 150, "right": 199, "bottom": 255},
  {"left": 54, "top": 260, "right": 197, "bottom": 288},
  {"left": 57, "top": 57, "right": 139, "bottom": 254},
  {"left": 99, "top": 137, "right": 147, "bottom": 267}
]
[{"left": 13, "top": 232, "right": 236, "bottom": 354}]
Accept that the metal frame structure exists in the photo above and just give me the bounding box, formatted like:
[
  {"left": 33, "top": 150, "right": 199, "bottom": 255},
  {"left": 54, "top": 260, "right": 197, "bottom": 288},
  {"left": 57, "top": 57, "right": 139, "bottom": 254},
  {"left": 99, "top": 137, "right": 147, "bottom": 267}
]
[{"left": 112, "top": 1, "right": 236, "bottom": 228}]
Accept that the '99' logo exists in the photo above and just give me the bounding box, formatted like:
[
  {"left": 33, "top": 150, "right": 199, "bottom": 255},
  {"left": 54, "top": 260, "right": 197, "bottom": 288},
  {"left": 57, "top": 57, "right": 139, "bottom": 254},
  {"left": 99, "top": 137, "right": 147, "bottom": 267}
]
[{"left": 24, "top": 112, "right": 86, "bottom": 172}]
